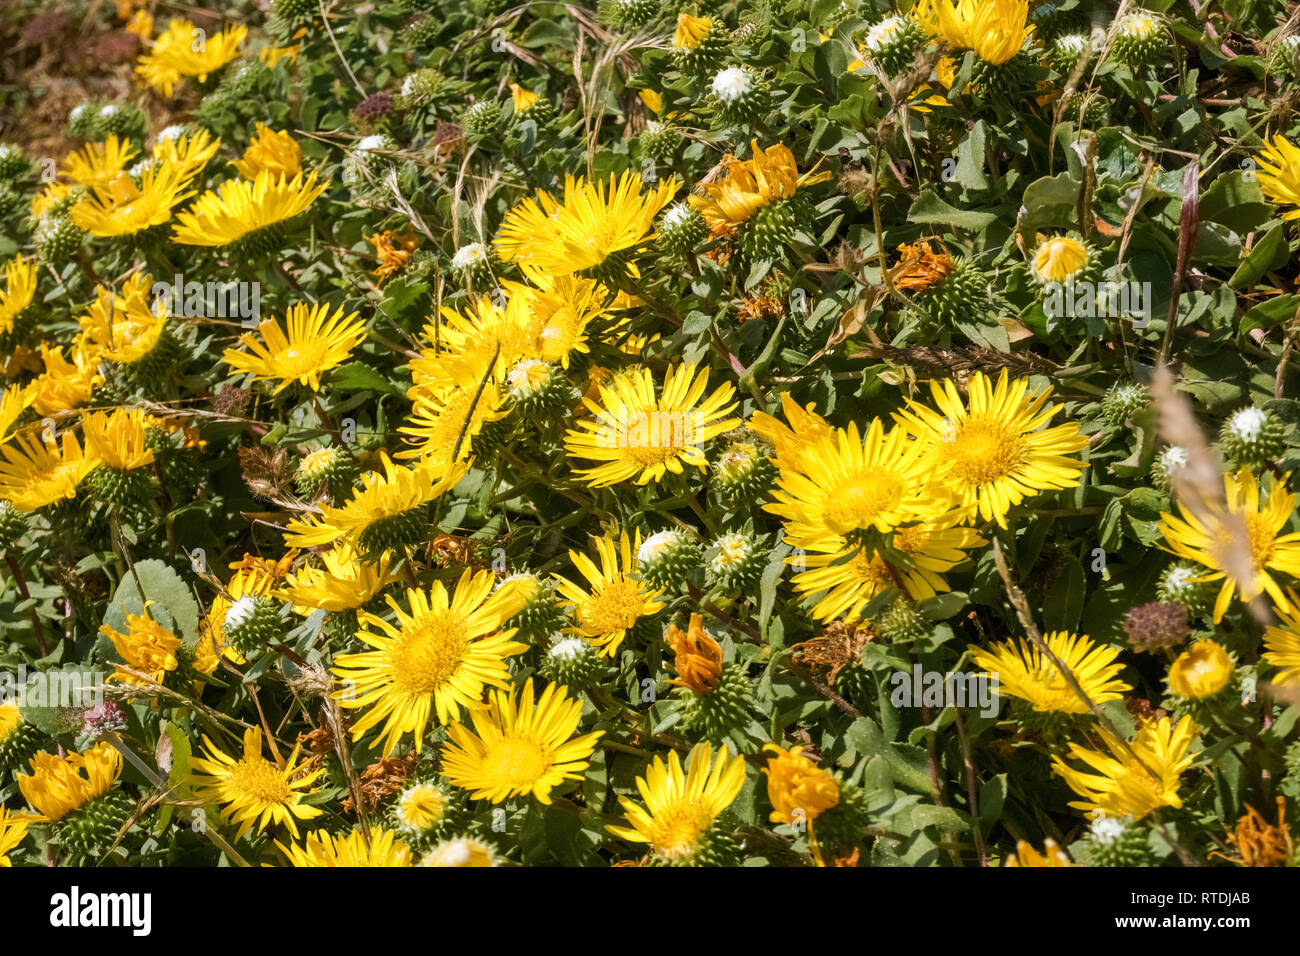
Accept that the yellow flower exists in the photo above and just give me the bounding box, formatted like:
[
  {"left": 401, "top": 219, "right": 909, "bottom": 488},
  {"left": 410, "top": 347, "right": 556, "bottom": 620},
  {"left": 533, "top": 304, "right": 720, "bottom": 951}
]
[
  {"left": 330, "top": 570, "right": 529, "bottom": 756},
  {"left": 639, "top": 89, "right": 663, "bottom": 114},
  {"left": 81, "top": 407, "right": 155, "bottom": 471},
  {"left": 1264, "top": 595, "right": 1300, "bottom": 686},
  {"left": 894, "top": 369, "right": 1089, "bottom": 529},
  {"left": 76, "top": 273, "right": 170, "bottom": 366},
  {"left": 98, "top": 605, "right": 181, "bottom": 686},
  {"left": 173, "top": 169, "right": 328, "bottom": 248},
  {"left": 441, "top": 678, "right": 603, "bottom": 804},
  {"left": 421, "top": 837, "right": 496, "bottom": 866},
  {"left": 1255, "top": 135, "right": 1300, "bottom": 220},
  {"left": 151, "top": 129, "right": 221, "bottom": 180},
  {"left": 18, "top": 743, "right": 122, "bottom": 822},
  {"left": 666, "top": 613, "right": 724, "bottom": 695},
  {"left": 201, "top": 563, "right": 284, "bottom": 667},
  {"left": 553, "top": 529, "right": 667, "bottom": 657},
  {"left": 606, "top": 742, "right": 746, "bottom": 862},
  {"left": 1051, "top": 715, "right": 1199, "bottom": 820},
  {"left": 136, "top": 19, "right": 247, "bottom": 97},
  {"left": 398, "top": 379, "right": 507, "bottom": 467},
  {"left": 762, "top": 744, "right": 840, "bottom": 825},
  {"left": 27, "top": 345, "right": 102, "bottom": 416},
  {"left": 891, "top": 239, "right": 958, "bottom": 293},
  {"left": 969, "top": 631, "right": 1130, "bottom": 715},
  {"left": 230, "top": 124, "right": 303, "bottom": 180},
  {"left": 508, "top": 83, "right": 540, "bottom": 114},
  {"left": 0, "top": 386, "right": 33, "bottom": 445},
  {"left": 190, "top": 727, "right": 323, "bottom": 840},
  {"left": 1005, "top": 838, "right": 1071, "bottom": 866},
  {"left": 0, "top": 255, "right": 38, "bottom": 336},
  {"left": 367, "top": 230, "right": 419, "bottom": 286},
  {"left": 495, "top": 170, "right": 679, "bottom": 280},
  {"left": 688, "top": 141, "right": 832, "bottom": 239},
  {"left": 70, "top": 161, "right": 197, "bottom": 238},
  {"left": 915, "top": 0, "right": 1033, "bottom": 65},
  {"left": 394, "top": 783, "right": 448, "bottom": 833},
  {"left": 1167, "top": 639, "right": 1233, "bottom": 699},
  {"left": 276, "top": 544, "right": 399, "bottom": 614},
  {"left": 260, "top": 44, "right": 302, "bottom": 67},
  {"left": 0, "top": 805, "right": 29, "bottom": 866},
  {"left": 1158, "top": 468, "right": 1300, "bottom": 622},
  {"left": 1030, "top": 235, "right": 1091, "bottom": 284},
  {"left": 125, "top": 9, "right": 152, "bottom": 39},
  {"left": 564, "top": 362, "right": 740, "bottom": 487},
  {"left": 283, "top": 454, "right": 468, "bottom": 555},
  {"left": 674, "top": 13, "right": 713, "bottom": 50},
  {"left": 61, "top": 136, "right": 138, "bottom": 190},
  {"left": 222, "top": 302, "right": 366, "bottom": 394},
  {"left": 749, "top": 391, "right": 836, "bottom": 471},
  {"left": 277, "top": 828, "right": 412, "bottom": 867},
  {"left": 0, "top": 430, "right": 100, "bottom": 512}
]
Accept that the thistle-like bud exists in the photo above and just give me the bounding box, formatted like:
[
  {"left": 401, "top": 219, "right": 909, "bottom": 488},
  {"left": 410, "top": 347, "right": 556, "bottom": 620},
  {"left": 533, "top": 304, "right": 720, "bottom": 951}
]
[
  {"left": 1150, "top": 445, "right": 1188, "bottom": 492},
  {"left": 539, "top": 636, "right": 606, "bottom": 687},
  {"left": 33, "top": 213, "right": 85, "bottom": 262},
  {"left": 1086, "top": 814, "right": 1153, "bottom": 867},
  {"left": 460, "top": 100, "right": 503, "bottom": 140},
  {"left": 1122, "top": 600, "right": 1190, "bottom": 653},
  {"left": 656, "top": 202, "right": 708, "bottom": 258},
  {"left": 505, "top": 360, "right": 572, "bottom": 417},
  {"left": 295, "top": 446, "right": 360, "bottom": 500},
  {"left": 640, "top": 120, "right": 684, "bottom": 164},
  {"left": 876, "top": 596, "right": 931, "bottom": 643},
  {"left": 1156, "top": 564, "right": 1216, "bottom": 619},
  {"left": 598, "top": 0, "right": 661, "bottom": 30},
  {"left": 450, "top": 241, "right": 497, "bottom": 286},
  {"left": 637, "top": 529, "right": 701, "bottom": 592},
  {"left": 1220, "top": 406, "right": 1286, "bottom": 469},
  {"left": 705, "top": 531, "right": 765, "bottom": 590},
  {"left": 223, "top": 594, "right": 286, "bottom": 656},
  {"left": 1111, "top": 11, "right": 1166, "bottom": 68},
  {"left": 0, "top": 144, "right": 30, "bottom": 181},
  {"left": 709, "top": 66, "right": 768, "bottom": 126},
  {"left": 861, "top": 15, "right": 924, "bottom": 75},
  {"left": 712, "top": 438, "right": 777, "bottom": 506},
  {"left": 1099, "top": 381, "right": 1149, "bottom": 426},
  {"left": 55, "top": 789, "right": 136, "bottom": 863}
]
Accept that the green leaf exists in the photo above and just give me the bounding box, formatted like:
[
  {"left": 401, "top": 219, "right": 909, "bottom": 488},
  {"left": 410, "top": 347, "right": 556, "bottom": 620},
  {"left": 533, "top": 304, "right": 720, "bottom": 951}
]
[{"left": 907, "top": 189, "right": 999, "bottom": 231}]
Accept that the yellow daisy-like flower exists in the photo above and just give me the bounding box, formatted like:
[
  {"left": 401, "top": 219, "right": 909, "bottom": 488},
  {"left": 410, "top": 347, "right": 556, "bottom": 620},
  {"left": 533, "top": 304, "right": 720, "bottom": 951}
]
[
  {"left": 394, "top": 783, "right": 448, "bottom": 832},
  {"left": 76, "top": 273, "right": 170, "bottom": 367},
  {"left": 1167, "top": 639, "right": 1233, "bottom": 700},
  {"left": 151, "top": 129, "right": 221, "bottom": 180},
  {"left": 674, "top": 13, "right": 713, "bottom": 50},
  {"left": 495, "top": 170, "right": 679, "bottom": 280},
  {"left": 508, "top": 83, "right": 540, "bottom": 114},
  {"left": 173, "top": 169, "right": 328, "bottom": 248},
  {"left": 222, "top": 303, "right": 366, "bottom": 394},
  {"left": 81, "top": 407, "right": 155, "bottom": 471},
  {"left": 1264, "top": 596, "right": 1300, "bottom": 686},
  {"left": 1158, "top": 468, "right": 1300, "bottom": 622},
  {"left": 70, "top": 161, "right": 197, "bottom": 239},
  {"left": 894, "top": 369, "right": 1089, "bottom": 529},
  {"left": 564, "top": 362, "right": 740, "bottom": 487},
  {"left": 27, "top": 346, "right": 103, "bottom": 416},
  {"left": 1051, "top": 715, "right": 1199, "bottom": 820},
  {"left": 61, "top": 136, "right": 138, "bottom": 190},
  {"left": 31, "top": 181, "right": 77, "bottom": 219},
  {"left": 0, "top": 386, "right": 33, "bottom": 446},
  {"left": 190, "top": 727, "right": 323, "bottom": 840},
  {"left": 0, "top": 255, "right": 38, "bottom": 336},
  {"left": 124, "top": 9, "right": 152, "bottom": 39},
  {"left": 1256, "top": 135, "right": 1300, "bottom": 221},
  {"left": 231, "top": 123, "right": 303, "bottom": 180},
  {"left": 277, "top": 828, "right": 412, "bottom": 867},
  {"left": 421, "top": 837, "right": 496, "bottom": 866},
  {"left": 553, "top": 529, "right": 667, "bottom": 657},
  {"left": 331, "top": 569, "right": 529, "bottom": 756},
  {"left": 441, "top": 678, "right": 603, "bottom": 804},
  {"left": 283, "top": 454, "right": 468, "bottom": 554},
  {"left": 1005, "top": 838, "right": 1071, "bottom": 867},
  {"left": 1030, "top": 235, "right": 1091, "bottom": 284},
  {"left": 276, "top": 544, "right": 399, "bottom": 614},
  {"left": 0, "top": 430, "right": 100, "bottom": 512},
  {"left": 969, "top": 631, "right": 1130, "bottom": 715},
  {"left": 606, "top": 742, "right": 746, "bottom": 862},
  {"left": 98, "top": 604, "right": 181, "bottom": 686},
  {"left": 688, "top": 141, "right": 833, "bottom": 239},
  {"left": 397, "top": 379, "right": 508, "bottom": 467},
  {"left": 17, "top": 742, "right": 122, "bottom": 822},
  {"left": 913, "top": 0, "right": 1033, "bottom": 66},
  {"left": 749, "top": 392, "right": 836, "bottom": 472},
  {"left": 762, "top": 744, "right": 840, "bottom": 825},
  {"left": 260, "top": 44, "right": 302, "bottom": 68},
  {"left": 0, "top": 805, "right": 29, "bottom": 867},
  {"left": 136, "top": 19, "right": 247, "bottom": 97}
]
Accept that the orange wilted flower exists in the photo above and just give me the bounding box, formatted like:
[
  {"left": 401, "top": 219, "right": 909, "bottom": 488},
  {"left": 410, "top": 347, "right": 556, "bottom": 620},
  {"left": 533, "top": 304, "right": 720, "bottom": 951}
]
[
  {"left": 367, "top": 231, "right": 419, "bottom": 285},
  {"left": 666, "top": 613, "right": 723, "bottom": 695},
  {"left": 890, "top": 238, "right": 956, "bottom": 293},
  {"left": 1210, "top": 796, "right": 1294, "bottom": 867}
]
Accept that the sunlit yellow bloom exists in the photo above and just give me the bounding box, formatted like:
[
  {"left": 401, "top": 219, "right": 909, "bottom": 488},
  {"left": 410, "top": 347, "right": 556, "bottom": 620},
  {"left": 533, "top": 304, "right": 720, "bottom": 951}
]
[
  {"left": 398, "top": 379, "right": 507, "bottom": 467},
  {"left": 173, "top": 169, "right": 327, "bottom": 248},
  {"left": 749, "top": 392, "right": 836, "bottom": 472},
  {"left": 190, "top": 727, "right": 323, "bottom": 840},
  {"left": 394, "top": 782, "right": 447, "bottom": 833},
  {"left": 688, "top": 141, "right": 832, "bottom": 239},
  {"left": 969, "top": 631, "right": 1130, "bottom": 714},
  {"left": 1256, "top": 135, "right": 1300, "bottom": 221},
  {"left": 1264, "top": 595, "right": 1300, "bottom": 687},
  {"left": 1031, "top": 235, "right": 1091, "bottom": 284},
  {"left": 231, "top": 123, "right": 303, "bottom": 180},
  {"left": 1051, "top": 715, "right": 1199, "bottom": 820},
  {"left": 0, "top": 430, "right": 100, "bottom": 512},
  {"left": 17, "top": 743, "right": 122, "bottom": 822},
  {"left": 61, "top": 136, "right": 137, "bottom": 190},
  {"left": 1005, "top": 838, "right": 1071, "bottom": 866},
  {"left": 421, "top": 837, "right": 496, "bottom": 866},
  {"left": 284, "top": 454, "right": 468, "bottom": 554},
  {"left": 914, "top": 0, "right": 1033, "bottom": 65},
  {"left": 674, "top": 13, "right": 713, "bottom": 50},
  {"left": 277, "top": 827, "right": 412, "bottom": 867},
  {"left": 894, "top": 369, "right": 1089, "bottom": 529},
  {"left": 0, "top": 255, "right": 38, "bottom": 336},
  {"left": 71, "top": 161, "right": 197, "bottom": 238},
  {"left": 81, "top": 407, "right": 155, "bottom": 471},
  {"left": 0, "top": 805, "right": 29, "bottom": 867},
  {"left": 0, "top": 386, "right": 33, "bottom": 445},
  {"left": 1167, "top": 639, "right": 1233, "bottom": 699},
  {"left": 496, "top": 170, "right": 679, "bottom": 280},
  {"left": 639, "top": 89, "right": 663, "bottom": 114},
  {"left": 31, "top": 182, "right": 76, "bottom": 219},
  {"left": 508, "top": 83, "right": 540, "bottom": 114},
  {"left": 125, "top": 9, "right": 152, "bottom": 39},
  {"left": 331, "top": 569, "right": 528, "bottom": 756},
  {"left": 1158, "top": 468, "right": 1300, "bottom": 622},
  {"left": 151, "top": 129, "right": 221, "bottom": 180},
  {"left": 27, "top": 345, "right": 102, "bottom": 416},
  {"left": 260, "top": 44, "right": 302, "bottom": 67},
  {"left": 76, "top": 273, "right": 170, "bottom": 366},
  {"left": 606, "top": 742, "right": 746, "bottom": 862},
  {"left": 762, "top": 744, "right": 840, "bottom": 824},
  {"left": 98, "top": 604, "right": 180, "bottom": 686},
  {"left": 441, "top": 678, "right": 602, "bottom": 804},
  {"left": 564, "top": 362, "right": 740, "bottom": 487},
  {"left": 222, "top": 302, "right": 365, "bottom": 394},
  {"left": 136, "top": 19, "right": 247, "bottom": 97},
  {"left": 276, "top": 543, "right": 399, "bottom": 614},
  {"left": 367, "top": 230, "right": 418, "bottom": 286},
  {"left": 553, "top": 529, "right": 666, "bottom": 657}
]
